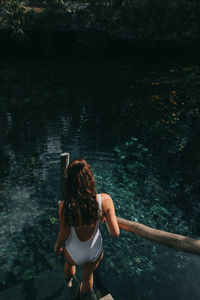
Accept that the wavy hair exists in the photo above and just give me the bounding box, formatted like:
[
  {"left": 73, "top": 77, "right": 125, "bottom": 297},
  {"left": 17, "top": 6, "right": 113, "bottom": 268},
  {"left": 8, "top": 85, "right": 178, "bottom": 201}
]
[{"left": 62, "top": 159, "right": 100, "bottom": 226}]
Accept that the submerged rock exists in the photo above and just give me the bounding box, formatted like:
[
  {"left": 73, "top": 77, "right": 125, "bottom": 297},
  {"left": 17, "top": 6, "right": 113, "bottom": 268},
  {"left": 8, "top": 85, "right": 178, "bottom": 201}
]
[
  {"left": 0, "top": 284, "right": 25, "bottom": 300},
  {"left": 0, "top": 263, "right": 105, "bottom": 300}
]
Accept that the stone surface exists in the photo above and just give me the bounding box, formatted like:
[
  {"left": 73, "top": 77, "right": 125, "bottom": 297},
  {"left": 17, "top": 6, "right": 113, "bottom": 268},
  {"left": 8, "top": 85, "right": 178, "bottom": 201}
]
[
  {"left": 0, "top": 284, "right": 25, "bottom": 300},
  {"left": 0, "top": 266, "right": 75, "bottom": 300},
  {"left": 35, "top": 266, "right": 66, "bottom": 300},
  {"left": 0, "top": 265, "right": 107, "bottom": 300}
]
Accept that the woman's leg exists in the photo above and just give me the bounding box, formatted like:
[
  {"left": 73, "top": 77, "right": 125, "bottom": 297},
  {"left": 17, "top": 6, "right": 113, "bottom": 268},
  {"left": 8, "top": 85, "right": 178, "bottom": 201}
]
[
  {"left": 64, "top": 263, "right": 76, "bottom": 286},
  {"left": 81, "top": 250, "right": 103, "bottom": 296},
  {"left": 64, "top": 248, "right": 76, "bottom": 287}
]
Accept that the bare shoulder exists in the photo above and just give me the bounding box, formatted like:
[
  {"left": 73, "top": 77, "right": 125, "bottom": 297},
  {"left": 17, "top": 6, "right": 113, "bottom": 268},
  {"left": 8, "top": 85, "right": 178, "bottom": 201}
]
[
  {"left": 100, "top": 193, "right": 113, "bottom": 210},
  {"left": 100, "top": 193, "right": 112, "bottom": 201}
]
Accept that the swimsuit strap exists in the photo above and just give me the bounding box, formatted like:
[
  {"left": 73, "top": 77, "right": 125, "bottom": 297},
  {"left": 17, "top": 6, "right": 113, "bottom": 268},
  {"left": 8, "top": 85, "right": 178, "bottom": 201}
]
[{"left": 97, "top": 194, "right": 102, "bottom": 213}]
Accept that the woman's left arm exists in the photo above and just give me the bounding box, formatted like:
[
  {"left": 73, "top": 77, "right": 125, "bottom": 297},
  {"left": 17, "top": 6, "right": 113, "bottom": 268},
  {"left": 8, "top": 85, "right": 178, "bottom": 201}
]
[{"left": 54, "top": 201, "right": 69, "bottom": 254}]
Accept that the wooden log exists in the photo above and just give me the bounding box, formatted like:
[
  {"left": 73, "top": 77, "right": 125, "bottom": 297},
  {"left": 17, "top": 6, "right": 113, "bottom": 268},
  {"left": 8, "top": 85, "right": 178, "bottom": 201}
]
[
  {"left": 60, "top": 152, "right": 70, "bottom": 200},
  {"left": 117, "top": 217, "right": 200, "bottom": 255}
]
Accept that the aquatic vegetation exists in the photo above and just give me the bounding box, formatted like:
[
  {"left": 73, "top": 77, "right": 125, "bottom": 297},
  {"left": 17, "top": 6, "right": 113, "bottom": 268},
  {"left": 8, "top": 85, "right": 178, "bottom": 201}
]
[
  {"left": 0, "top": 60, "right": 200, "bottom": 299},
  {"left": 94, "top": 165, "right": 197, "bottom": 300}
]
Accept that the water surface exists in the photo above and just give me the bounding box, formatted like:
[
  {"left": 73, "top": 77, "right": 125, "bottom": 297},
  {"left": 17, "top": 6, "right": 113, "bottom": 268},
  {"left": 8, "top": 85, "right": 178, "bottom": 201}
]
[{"left": 0, "top": 57, "right": 200, "bottom": 299}]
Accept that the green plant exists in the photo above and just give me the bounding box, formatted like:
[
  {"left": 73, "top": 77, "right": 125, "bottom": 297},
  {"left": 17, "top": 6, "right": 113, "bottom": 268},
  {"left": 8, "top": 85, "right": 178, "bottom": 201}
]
[
  {"left": 2, "top": 0, "right": 27, "bottom": 43},
  {"left": 43, "top": 0, "right": 64, "bottom": 9},
  {"left": 114, "top": 137, "right": 151, "bottom": 189}
]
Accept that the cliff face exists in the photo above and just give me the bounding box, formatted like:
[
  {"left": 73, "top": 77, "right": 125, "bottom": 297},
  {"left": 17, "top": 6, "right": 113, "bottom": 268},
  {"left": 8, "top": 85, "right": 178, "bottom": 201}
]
[
  {"left": 0, "top": 0, "right": 200, "bottom": 56},
  {"left": 1, "top": 1, "right": 200, "bottom": 38}
]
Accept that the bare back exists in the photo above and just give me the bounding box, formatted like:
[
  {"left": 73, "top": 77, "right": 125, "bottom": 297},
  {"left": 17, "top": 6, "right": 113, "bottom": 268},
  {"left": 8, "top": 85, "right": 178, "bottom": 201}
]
[
  {"left": 59, "top": 193, "right": 119, "bottom": 242},
  {"left": 75, "top": 193, "right": 120, "bottom": 240}
]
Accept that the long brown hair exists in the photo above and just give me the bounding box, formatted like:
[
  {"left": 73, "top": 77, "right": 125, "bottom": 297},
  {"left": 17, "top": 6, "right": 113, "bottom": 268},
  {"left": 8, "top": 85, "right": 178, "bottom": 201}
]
[{"left": 62, "top": 159, "right": 100, "bottom": 226}]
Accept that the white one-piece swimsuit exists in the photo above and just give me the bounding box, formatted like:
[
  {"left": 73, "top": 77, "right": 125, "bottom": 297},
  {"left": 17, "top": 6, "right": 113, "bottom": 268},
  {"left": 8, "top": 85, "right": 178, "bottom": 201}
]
[{"left": 65, "top": 194, "right": 103, "bottom": 265}]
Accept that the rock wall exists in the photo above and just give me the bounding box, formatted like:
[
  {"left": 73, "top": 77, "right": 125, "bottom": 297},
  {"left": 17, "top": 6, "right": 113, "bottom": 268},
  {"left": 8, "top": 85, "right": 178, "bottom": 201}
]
[{"left": 1, "top": 1, "right": 200, "bottom": 46}]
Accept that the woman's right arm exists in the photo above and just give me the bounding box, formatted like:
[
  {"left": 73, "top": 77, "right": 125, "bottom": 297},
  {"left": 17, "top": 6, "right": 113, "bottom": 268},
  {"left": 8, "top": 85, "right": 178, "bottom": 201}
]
[
  {"left": 54, "top": 201, "right": 70, "bottom": 254},
  {"left": 101, "top": 193, "right": 120, "bottom": 237}
]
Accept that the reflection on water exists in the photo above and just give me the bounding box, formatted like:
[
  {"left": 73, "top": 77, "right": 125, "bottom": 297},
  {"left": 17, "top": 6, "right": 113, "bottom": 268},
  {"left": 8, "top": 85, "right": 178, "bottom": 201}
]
[{"left": 0, "top": 58, "right": 200, "bottom": 299}]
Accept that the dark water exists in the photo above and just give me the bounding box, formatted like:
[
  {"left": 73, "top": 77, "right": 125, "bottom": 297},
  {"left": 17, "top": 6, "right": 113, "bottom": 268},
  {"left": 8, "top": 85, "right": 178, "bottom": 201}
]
[{"left": 0, "top": 57, "right": 200, "bottom": 300}]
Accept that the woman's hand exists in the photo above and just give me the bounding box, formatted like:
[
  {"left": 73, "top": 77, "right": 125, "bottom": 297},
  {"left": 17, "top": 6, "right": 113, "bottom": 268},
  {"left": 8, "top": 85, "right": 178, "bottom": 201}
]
[{"left": 54, "top": 244, "right": 63, "bottom": 255}]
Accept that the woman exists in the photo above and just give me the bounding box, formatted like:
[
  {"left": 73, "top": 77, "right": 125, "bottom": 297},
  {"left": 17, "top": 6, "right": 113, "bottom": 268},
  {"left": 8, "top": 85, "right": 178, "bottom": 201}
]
[{"left": 54, "top": 159, "right": 119, "bottom": 299}]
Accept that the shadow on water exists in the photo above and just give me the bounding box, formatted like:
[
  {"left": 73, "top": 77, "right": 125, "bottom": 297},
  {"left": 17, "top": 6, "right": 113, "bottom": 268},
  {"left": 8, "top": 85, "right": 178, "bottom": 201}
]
[{"left": 0, "top": 57, "right": 200, "bottom": 299}]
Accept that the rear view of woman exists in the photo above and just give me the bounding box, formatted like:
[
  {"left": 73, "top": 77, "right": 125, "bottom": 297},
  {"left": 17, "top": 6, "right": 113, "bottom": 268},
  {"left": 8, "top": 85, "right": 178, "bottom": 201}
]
[{"left": 54, "top": 159, "right": 119, "bottom": 299}]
